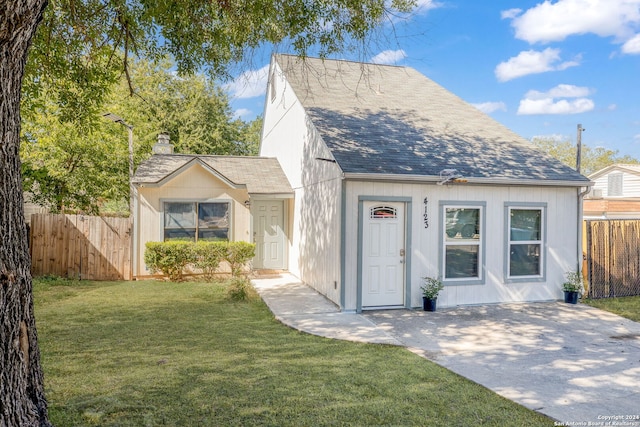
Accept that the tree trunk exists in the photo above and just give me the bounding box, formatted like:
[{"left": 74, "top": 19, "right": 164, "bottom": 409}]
[{"left": 1, "top": 1, "right": 52, "bottom": 426}]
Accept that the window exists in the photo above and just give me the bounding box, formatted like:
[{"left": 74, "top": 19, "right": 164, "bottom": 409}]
[
  {"left": 507, "top": 206, "right": 544, "bottom": 279},
  {"left": 164, "top": 201, "right": 230, "bottom": 241},
  {"left": 607, "top": 172, "right": 623, "bottom": 196},
  {"left": 442, "top": 205, "right": 483, "bottom": 281},
  {"left": 370, "top": 206, "right": 397, "bottom": 219}
]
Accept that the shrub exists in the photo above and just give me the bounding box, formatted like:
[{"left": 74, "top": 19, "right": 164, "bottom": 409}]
[
  {"left": 144, "top": 241, "right": 195, "bottom": 282},
  {"left": 225, "top": 241, "right": 256, "bottom": 277},
  {"left": 562, "top": 270, "right": 584, "bottom": 294},
  {"left": 421, "top": 276, "right": 444, "bottom": 299},
  {"left": 193, "top": 241, "right": 227, "bottom": 280},
  {"left": 227, "top": 277, "right": 256, "bottom": 301},
  {"left": 144, "top": 241, "right": 256, "bottom": 280}
]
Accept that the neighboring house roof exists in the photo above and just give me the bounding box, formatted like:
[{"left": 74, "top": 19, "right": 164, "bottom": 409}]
[
  {"left": 274, "top": 54, "right": 590, "bottom": 185},
  {"left": 132, "top": 154, "right": 293, "bottom": 195},
  {"left": 588, "top": 163, "right": 640, "bottom": 180}
]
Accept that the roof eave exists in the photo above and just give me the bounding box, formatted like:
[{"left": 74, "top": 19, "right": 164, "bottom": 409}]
[
  {"left": 248, "top": 192, "right": 294, "bottom": 198},
  {"left": 343, "top": 172, "right": 593, "bottom": 187},
  {"left": 133, "top": 157, "right": 244, "bottom": 189},
  {"left": 589, "top": 164, "right": 640, "bottom": 180}
]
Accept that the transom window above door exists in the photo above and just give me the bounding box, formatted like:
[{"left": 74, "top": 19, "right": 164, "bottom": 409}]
[
  {"left": 164, "top": 201, "right": 229, "bottom": 241},
  {"left": 370, "top": 206, "right": 397, "bottom": 219}
]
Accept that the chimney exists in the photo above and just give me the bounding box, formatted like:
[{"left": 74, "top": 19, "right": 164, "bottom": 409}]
[{"left": 152, "top": 133, "right": 174, "bottom": 154}]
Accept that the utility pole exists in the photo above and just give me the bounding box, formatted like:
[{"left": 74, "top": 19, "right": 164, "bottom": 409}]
[
  {"left": 103, "top": 113, "right": 135, "bottom": 214},
  {"left": 576, "top": 124, "right": 585, "bottom": 174}
]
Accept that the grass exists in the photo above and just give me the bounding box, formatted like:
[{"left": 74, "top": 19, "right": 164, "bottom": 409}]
[
  {"left": 583, "top": 295, "right": 640, "bottom": 322},
  {"left": 35, "top": 277, "right": 554, "bottom": 426}
]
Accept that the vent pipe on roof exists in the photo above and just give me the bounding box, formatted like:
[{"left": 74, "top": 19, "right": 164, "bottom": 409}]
[{"left": 153, "top": 133, "right": 174, "bottom": 154}]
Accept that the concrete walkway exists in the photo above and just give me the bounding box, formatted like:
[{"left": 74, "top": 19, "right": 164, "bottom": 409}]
[{"left": 252, "top": 274, "right": 640, "bottom": 425}]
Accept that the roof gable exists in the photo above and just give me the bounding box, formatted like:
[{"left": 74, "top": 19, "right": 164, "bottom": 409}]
[
  {"left": 589, "top": 164, "right": 640, "bottom": 180},
  {"left": 156, "top": 157, "right": 243, "bottom": 189},
  {"left": 274, "top": 54, "right": 590, "bottom": 185},
  {"left": 133, "top": 154, "right": 293, "bottom": 195}
]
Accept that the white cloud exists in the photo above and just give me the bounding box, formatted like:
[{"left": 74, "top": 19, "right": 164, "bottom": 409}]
[
  {"left": 225, "top": 64, "right": 270, "bottom": 99},
  {"left": 518, "top": 98, "right": 594, "bottom": 115},
  {"left": 388, "top": 0, "right": 443, "bottom": 22},
  {"left": 501, "top": 8, "right": 522, "bottom": 20},
  {"left": 622, "top": 33, "right": 640, "bottom": 53},
  {"left": 524, "top": 84, "right": 592, "bottom": 100},
  {"left": 532, "top": 133, "right": 569, "bottom": 142},
  {"left": 557, "top": 54, "right": 582, "bottom": 70},
  {"left": 635, "top": 134, "right": 640, "bottom": 141},
  {"left": 370, "top": 49, "right": 407, "bottom": 65},
  {"left": 415, "top": 0, "right": 443, "bottom": 14},
  {"left": 608, "top": 104, "right": 618, "bottom": 111},
  {"left": 507, "top": 0, "right": 640, "bottom": 44},
  {"left": 517, "top": 84, "right": 594, "bottom": 115},
  {"left": 471, "top": 102, "right": 507, "bottom": 114},
  {"left": 233, "top": 108, "right": 253, "bottom": 119},
  {"left": 495, "top": 48, "right": 580, "bottom": 81}
]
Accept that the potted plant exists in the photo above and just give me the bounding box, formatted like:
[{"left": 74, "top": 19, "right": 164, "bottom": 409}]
[
  {"left": 562, "top": 270, "right": 584, "bottom": 304},
  {"left": 421, "top": 276, "right": 444, "bottom": 311}
]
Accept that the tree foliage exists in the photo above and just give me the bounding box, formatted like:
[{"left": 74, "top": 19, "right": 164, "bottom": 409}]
[
  {"left": 3, "top": 0, "right": 417, "bottom": 423},
  {"left": 104, "top": 58, "right": 261, "bottom": 156},
  {"left": 21, "top": 58, "right": 262, "bottom": 215},
  {"left": 20, "top": 99, "right": 126, "bottom": 214},
  {"left": 531, "top": 137, "right": 639, "bottom": 176},
  {"left": 24, "top": 0, "right": 416, "bottom": 125}
]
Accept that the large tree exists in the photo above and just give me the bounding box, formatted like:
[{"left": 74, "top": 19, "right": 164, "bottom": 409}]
[
  {"left": 1, "top": 0, "right": 415, "bottom": 424},
  {"left": 21, "top": 58, "right": 261, "bottom": 215},
  {"left": 104, "top": 58, "right": 261, "bottom": 156},
  {"left": 531, "top": 137, "right": 639, "bottom": 176}
]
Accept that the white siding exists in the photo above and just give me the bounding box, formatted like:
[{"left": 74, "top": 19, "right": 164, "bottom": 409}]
[
  {"left": 134, "top": 164, "right": 251, "bottom": 277},
  {"left": 591, "top": 169, "right": 640, "bottom": 197},
  {"left": 344, "top": 181, "right": 579, "bottom": 310},
  {"left": 24, "top": 193, "right": 47, "bottom": 225},
  {"left": 261, "top": 60, "right": 343, "bottom": 304},
  {"left": 261, "top": 58, "right": 582, "bottom": 310}
]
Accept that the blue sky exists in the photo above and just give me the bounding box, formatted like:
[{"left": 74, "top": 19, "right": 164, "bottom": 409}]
[{"left": 225, "top": 0, "right": 640, "bottom": 160}]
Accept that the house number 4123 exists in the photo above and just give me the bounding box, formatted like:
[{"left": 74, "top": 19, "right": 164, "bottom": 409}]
[{"left": 423, "top": 197, "right": 429, "bottom": 228}]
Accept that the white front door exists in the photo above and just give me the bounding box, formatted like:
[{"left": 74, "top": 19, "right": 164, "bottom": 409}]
[
  {"left": 361, "top": 201, "right": 406, "bottom": 308},
  {"left": 253, "top": 200, "right": 286, "bottom": 269}
]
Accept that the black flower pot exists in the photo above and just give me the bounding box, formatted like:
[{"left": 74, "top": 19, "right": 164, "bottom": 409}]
[
  {"left": 564, "top": 291, "right": 579, "bottom": 304},
  {"left": 423, "top": 297, "right": 437, "bottom": 312}
]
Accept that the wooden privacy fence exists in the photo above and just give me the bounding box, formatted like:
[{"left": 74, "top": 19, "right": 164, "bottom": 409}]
[
  {"left": 30, "top": 213, "right": 132, "bottom": 280},
  {"left": 585, "top": 219, "right": 640, "bottom": 299}
]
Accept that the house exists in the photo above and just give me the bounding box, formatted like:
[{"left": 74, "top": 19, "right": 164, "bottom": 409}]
[
  {"left": 260, "top": 54, "right": 592, "bottom": 311},
  {"left": 584, "top": 164, "right": 640, "bottom": 219},
  {"left": 24, "top": 192, "right": 48, "bottom": 225},
  {"left": 131, "top": 138, "right": 293, "bottom": 277}
]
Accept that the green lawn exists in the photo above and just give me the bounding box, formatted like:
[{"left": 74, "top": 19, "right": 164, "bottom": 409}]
[
  {"left": 35, "top": 278, "right": 553, "bottom": 426},
  {"left": 583, "top": 295, "right": 640, "bottom": 322}
]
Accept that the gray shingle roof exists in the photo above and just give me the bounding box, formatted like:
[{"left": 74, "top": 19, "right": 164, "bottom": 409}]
[
  {"left": 275, "top": 54, "right": 590, "bottom": 184},
  {"left": 132, "top": 154, "right": 293, "bottom": 194}
]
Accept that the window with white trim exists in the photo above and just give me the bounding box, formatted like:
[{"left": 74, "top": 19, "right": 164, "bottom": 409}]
[
  {"left": 164, "top": 201, "right": 230, "bottom": 241},
  {"left": 507, "top": 207, "right": 544, "bottom": 278},
  {"left": 443, "top": 206, "right": 482, "bottom": 280}
]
